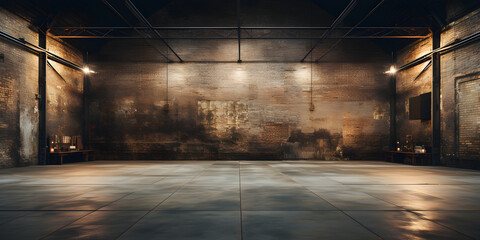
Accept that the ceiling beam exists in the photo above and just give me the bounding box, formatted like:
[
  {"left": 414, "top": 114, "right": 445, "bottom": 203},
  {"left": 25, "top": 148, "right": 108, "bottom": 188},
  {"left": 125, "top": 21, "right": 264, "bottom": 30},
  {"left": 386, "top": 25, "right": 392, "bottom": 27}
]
[
  {"left": 101, "top": 0, "right": 170, "bottom": 61},
  {"left": 51, "top": 26, "right": 431, "bottom": 30},
  {"left": 300, "top": 0, "right": 358, "bottom": 62},
  {"left": 124, "top": 0, "right": 183, "bottom": 62},
  {"left": 53, "top": 35, "right": 429, "bottom": 39},
  {"left": 315, "top": 0, "right": 385, "bottom": 62}
]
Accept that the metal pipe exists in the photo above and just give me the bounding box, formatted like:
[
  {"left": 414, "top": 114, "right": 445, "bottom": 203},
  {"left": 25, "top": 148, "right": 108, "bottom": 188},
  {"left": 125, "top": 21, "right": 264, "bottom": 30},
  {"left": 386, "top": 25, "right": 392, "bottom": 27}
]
[
  {"left": 397, "top": 30, "right": 480, "bottom": 72},
  {"left": 315, "top": 0, "right": 385, "bottom": 62},
  {"left": 124, "top": 0, "right": 183, "bottom": 62},
  {"left": 300, "top": 0, "right": 358, "bottom": 62},
  {"left": 0, "top": 30, "right": 82, "bottom": 70}
]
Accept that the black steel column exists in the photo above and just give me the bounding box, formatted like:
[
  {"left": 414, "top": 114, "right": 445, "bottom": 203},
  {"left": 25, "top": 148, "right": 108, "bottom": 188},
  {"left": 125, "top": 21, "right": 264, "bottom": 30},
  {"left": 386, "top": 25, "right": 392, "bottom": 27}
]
[
  {"left": 389, "top": 72, "right": 397, "bottom": 151},
  {"left": 82, "top": 52, "right": 89, "bottom": 149},
  {"left": 38, "top": 31, "right": 47, "bottom": 165},
  {"left": 432, "top": 30, "right": 441, "bottom": 165},
  {"left": 236, "top": 0, "right": 242, "bottom": 63}
]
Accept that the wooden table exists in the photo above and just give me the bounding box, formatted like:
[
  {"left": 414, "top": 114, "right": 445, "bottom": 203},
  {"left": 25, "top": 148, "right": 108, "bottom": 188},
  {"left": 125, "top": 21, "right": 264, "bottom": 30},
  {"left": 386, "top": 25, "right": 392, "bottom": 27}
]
[
  {"left": 48, "top": 150, "right": 95, "bottom": 165},
  {"left": 384, "top": 151, "right": 432, "bottom": 165}
]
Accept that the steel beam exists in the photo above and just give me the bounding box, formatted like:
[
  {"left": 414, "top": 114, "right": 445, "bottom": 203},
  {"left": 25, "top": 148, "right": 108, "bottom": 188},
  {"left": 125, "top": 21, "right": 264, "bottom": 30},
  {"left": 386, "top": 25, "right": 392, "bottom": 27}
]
[
  {"left": 300, "top": 0, "right": 358, "bottom": 62},
  {"left": 124, "top": 0, "right": 183, "bottom": 62},
  {"left": 53, "top": 35, "right": 429, "bottom": 39},
  {"left": 51, "top": 26, "right": 431, "bottom": 30},
  {"left": 47, "top": 60, "right": 67, "bottom": 83},
  {"left": 315, "top": 0, "right": 385, "bottom": 62}
]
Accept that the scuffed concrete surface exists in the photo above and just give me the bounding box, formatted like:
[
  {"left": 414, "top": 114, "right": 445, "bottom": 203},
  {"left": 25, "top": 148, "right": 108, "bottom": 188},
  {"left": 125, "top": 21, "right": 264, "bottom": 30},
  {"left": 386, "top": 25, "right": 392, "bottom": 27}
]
[{"left": 1, "top": 161, "right": 480, "bottom": 239}]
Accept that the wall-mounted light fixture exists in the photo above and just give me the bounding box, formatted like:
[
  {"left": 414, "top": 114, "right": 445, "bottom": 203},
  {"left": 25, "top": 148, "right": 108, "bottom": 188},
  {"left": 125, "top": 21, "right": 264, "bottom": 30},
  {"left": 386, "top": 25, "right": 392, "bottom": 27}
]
[
  {"left": 385, "top": 65, "right": 397, "bottom": 74},
  {"left": 82, "top": 66, "right": 95, "bottom": 74}
]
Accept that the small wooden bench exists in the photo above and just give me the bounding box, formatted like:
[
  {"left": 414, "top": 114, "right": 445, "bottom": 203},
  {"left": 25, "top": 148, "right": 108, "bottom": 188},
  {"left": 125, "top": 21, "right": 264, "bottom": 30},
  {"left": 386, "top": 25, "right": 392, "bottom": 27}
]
[
  {"left": 384, "top": 151, "right": 432, "bottom": 165},
  {"left": 48, "top": 150, "right": 95, "bottom": 165}
]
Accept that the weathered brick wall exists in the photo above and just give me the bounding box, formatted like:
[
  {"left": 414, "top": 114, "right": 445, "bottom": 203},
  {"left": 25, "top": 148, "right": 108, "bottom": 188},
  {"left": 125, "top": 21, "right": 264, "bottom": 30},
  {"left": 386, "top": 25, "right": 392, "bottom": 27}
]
[
  {"left": 84, "top": 0, "right": 393, "bottom": 161},
  {"left": 0, "top": 7, "right": 83, "bottom": 168},
  {"left": 441, "top": 9, "right": 480, "bottom": 167},
  {"left": 457, "top": 78, "right": 480, "bottom": 161},
  {"left": 86, "top": 0, "right": 391, "bottom": 161},
  {"left": 396, "top": 9, "right": 480, "bottom": 168},
  {"left": 395, "top": 37, "right": 433, "bottom": 149},
  {"left": 45, "top": 37, "right": 84, "bottom": 138},
  {"left": 0, "top": 8, "right": 39, "bottom": 167},
  {"left": 88, "top": 59, "right": 390, "bottom": 160}
]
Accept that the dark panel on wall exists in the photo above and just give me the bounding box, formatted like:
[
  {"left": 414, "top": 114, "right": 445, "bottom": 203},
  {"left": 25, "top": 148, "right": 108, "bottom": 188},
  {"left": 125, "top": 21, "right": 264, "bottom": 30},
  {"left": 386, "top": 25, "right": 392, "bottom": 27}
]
[{"left": 409, "top": 92, "right": 431, "bottom": 121}]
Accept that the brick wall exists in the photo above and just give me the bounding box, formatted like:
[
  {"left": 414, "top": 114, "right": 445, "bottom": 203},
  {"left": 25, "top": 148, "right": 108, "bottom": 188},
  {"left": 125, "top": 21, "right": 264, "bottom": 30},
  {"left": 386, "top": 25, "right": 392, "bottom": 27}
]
[
  {"left": 441, "top": 9, "right": 480, "bottom": 168},
  {"left": 0, "top": 7, "right": 83, "bottom": 168},
  {"left": 395, "top": 37, "right": 433, "bottom": 149},
  {"left": 458, "top": 78, "right": 480, "bottom": 161},
  {"left": 88, "top": 58, "right": 390, "bottom": 160},
  {"left": 396, "top": 8, "right": 480, "bottom": 168},
  {"left": 0, "top": 8, "right": 39, "bottom": 167},
  {"left": 45, "top": 37, "right": 84, "bottom": 138},
  {"left": 84, "top": 0, "right": 392, "bottom": 161}
]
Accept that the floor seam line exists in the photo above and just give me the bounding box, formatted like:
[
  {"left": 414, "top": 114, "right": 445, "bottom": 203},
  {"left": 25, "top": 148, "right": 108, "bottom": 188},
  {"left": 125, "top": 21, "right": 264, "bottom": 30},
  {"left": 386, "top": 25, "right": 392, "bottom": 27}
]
[
  {"left": 305, "top": 187, "right": 385, "bottom": 240},
  {"left": 113, "top": 167, "right": 208, "bottom": 240},
  {"left": 38, "top": 210, "right": 95, "bottom": 240},
  {"left": 408, "top": 210, "right": 476, "bottom": 239},
  {"left": 38, "top": 191, "right": 135, "bottom": 239}
]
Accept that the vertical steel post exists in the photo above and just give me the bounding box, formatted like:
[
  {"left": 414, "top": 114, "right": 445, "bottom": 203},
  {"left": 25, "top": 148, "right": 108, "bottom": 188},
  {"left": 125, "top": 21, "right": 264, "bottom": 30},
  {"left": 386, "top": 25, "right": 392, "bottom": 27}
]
[
  {"left": 82, "top": 52, "right": 89, "bottom": 150},
  {"left": 389, "top": 73, "right": 397, "bottom": 150},
  {"left": 432, "top": 30, "right": 441, "bottom": 165},
  {"left": 38, "top": 31, "right": 47, "bottom": 165},
  {"left": 237, "top": 0, "right": 242, "bottom": 63}
]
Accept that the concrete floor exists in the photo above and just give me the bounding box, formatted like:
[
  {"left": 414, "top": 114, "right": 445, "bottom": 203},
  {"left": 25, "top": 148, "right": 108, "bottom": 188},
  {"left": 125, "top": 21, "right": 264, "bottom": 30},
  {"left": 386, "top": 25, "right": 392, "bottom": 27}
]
[{"left": 0, "top": 161, "right": 480, "bottom": 240}]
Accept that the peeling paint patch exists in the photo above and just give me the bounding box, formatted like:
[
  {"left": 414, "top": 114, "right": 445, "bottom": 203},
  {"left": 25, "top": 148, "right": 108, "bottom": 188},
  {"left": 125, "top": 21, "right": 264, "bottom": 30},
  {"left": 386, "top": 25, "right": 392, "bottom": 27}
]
[{"left": 19, "top": 108, "right": 37, "bottom": 161}]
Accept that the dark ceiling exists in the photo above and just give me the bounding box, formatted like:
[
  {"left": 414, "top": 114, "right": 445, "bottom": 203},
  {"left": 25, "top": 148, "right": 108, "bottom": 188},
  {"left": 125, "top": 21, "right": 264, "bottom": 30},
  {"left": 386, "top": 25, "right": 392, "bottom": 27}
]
[{"left": 1, "top": 0, "right": 479, "bottom": 54}]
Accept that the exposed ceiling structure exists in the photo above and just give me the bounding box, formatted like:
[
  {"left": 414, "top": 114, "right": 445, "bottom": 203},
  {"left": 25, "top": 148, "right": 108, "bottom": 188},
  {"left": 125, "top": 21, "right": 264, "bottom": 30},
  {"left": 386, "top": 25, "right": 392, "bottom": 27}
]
[{"left": 1, "top": 0, "right": 479, "bottom": 61}]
